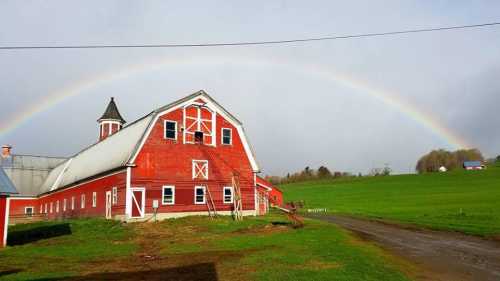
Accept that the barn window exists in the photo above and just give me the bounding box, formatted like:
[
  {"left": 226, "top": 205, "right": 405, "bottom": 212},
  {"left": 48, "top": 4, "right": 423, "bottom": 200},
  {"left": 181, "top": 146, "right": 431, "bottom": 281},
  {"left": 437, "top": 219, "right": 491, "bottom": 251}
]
[
  {"left": 222, "top": 128, "right": 232, "bottom": 145},
  {"left": 39, "top": 204, "right": 43, "bottom": 214},
  {"left": 81, "top": 194, "right": 86, "bottom": 209},
  {"left": 50, "top": 202, "right": 53, "bottom": 213},
  {"left": 164, "top": 120, "right": 177, "bottom": 140},
  {"left": 112, "top": 187, "right": 118, "bottom": 205},
  {"left": 194, "top": 186, "right": 206, "bottom": 204},
  {"left": 162, "top": 186, "right": 175, "bottom": 205},
  {"left": 44, "top": 203, "right": 47, "bottom": 214},
  {"left": 92, "top": 192, "right": 97, "bottom": 207},
  {"left": 192, "top": 160, "right": 209, "bottom": 179},
  {"left": 63, "top": 198, "right": 67, "bottom": 212},
  {"left": 56, "top": 201, "right": 60, "bottom": 213},
  {"left": 25, "top": 207, "right": 34, "bottom": 217},
  {"left": 71, "top": 196, "right": 75, "bottom": 210},
  {"left": 223, "top": 186, "right": 233, "bottom": 204}
]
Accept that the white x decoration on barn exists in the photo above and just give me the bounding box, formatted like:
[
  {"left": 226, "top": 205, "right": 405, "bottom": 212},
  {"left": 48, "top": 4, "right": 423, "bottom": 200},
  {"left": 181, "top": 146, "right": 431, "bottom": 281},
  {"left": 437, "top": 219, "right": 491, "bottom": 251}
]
[{"left": 192, "top": 160, "right": 209, "bottom": 179}]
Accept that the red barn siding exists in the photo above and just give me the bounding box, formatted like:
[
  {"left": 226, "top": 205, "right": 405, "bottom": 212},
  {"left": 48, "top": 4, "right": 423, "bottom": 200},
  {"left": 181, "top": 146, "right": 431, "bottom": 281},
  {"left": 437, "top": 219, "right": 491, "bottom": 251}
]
[
  {"left": 9, "top": 172, "right": 126, "bottom": 222},
  {"left": 0, "top": 196, "right": 7, "bottom": 247},
  {"left": 9, "top": 198, "right": 38, "bottom": 217},
  {"left": 132, "top": 108, "right": 256, "bottom": 216}
]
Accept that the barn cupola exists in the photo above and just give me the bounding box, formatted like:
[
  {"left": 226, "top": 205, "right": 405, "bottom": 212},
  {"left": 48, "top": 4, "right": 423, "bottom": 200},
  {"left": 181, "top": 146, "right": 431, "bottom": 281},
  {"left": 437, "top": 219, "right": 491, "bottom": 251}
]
[{"left": 98, "top": 97, "right": 126, "bottom": 141}]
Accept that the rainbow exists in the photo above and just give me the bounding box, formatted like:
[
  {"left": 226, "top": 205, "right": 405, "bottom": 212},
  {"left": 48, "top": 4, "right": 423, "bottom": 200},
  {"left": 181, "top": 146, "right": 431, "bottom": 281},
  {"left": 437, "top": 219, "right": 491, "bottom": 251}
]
[{"left": 0, "top": 55, "right": 471, "bottom": 149}]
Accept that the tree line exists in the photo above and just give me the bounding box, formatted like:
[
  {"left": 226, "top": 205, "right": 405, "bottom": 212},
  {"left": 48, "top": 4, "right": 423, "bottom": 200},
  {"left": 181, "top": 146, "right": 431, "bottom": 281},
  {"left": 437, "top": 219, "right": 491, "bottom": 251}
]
[
  {"left": 264, "top": 165, "right": 392, "bottom": 185},
  {"left": 415, "top": 148, "right": 484, "bottom": 173}
]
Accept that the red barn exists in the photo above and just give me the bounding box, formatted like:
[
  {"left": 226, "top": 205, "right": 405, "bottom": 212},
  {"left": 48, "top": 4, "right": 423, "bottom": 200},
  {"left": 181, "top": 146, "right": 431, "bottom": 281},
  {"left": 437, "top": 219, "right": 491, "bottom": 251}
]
[
  {"left": 0, "top": 166, "right": 18, "bottom": 247},
  {"left": 6, "top": 91, "right": 275, "bottom": 222},
  {"left": 256, "top": 176, "right": 283, "bottom": 208}
]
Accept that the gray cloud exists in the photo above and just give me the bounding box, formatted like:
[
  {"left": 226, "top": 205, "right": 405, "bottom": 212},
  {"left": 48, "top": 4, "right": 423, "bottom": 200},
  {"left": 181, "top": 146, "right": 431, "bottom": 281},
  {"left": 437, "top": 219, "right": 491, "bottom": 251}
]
[{"left": 1, "top": 1, "right": 500, "bottom": 175}]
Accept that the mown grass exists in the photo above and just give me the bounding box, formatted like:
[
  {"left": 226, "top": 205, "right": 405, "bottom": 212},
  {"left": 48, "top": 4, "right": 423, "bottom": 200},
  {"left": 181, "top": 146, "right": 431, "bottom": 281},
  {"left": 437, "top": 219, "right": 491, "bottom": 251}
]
[
  {"left": 0, "top": 215, "right": 411, "bottom": 281},
  {"left": 157, "top": 214, "right": 410, "bottom": 281},
  {"left": 281, "top": 164, "right": 500, "bottom": 236},
  {"left": 0, "top": 219, "right": 136, "bottom": 280}
]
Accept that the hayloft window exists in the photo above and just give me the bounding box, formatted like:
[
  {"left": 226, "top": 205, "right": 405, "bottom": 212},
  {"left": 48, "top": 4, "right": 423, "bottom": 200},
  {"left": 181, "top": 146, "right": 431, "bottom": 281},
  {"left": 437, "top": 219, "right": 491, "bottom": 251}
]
[
  {"left": 194, "top": 131, "right": 204, "bottom": 143},
  {"left": 25, "top": 207, "right": 34, "bottom": 217},
  {"left": 164, "top": 120, "right": 177, "bottom": 140},
  {"left": 223, "top": 186, "right": 233, "bottom": 204},
  {"left": 194, "top": 186, "right": 206, "bottom": 204},
  {"left": 92, "top": 192, "right": 97, "bottom": 207},
  {"left": 112, "top": 187, "right": 118, "bottom": 205},
  {"left": 222, "top": 128, "right": 232, "bottom": 145},
  {"left": 162, "top": 186, "right": 175, "bottom": 205}
]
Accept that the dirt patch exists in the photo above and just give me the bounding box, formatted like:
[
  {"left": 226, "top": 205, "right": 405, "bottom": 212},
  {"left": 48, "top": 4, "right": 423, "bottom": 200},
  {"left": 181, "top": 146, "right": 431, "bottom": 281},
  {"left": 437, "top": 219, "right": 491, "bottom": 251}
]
[
  {"left": 309, "top": 214, "right": 500, "bottom": 281},
  {"left": 233, "top": 224, "right": 290, "bottom": 235},
  {"left": 72, "top": 221, "right": 263, "bottom": 281},
  {"left": 294, "top": 260, "right": 341, "bottom": 270}
]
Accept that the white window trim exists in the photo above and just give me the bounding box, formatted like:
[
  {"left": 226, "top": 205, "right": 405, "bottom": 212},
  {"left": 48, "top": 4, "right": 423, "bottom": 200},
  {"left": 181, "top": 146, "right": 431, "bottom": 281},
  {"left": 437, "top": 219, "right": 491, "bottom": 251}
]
[
  {"left": 81, "top": 194, "right": 86, "bottom": 209},
  {"left": 192, "top": 160, "right": 209, "bottom": 179},
  {"left": 39, "top": 204, "right": 43, "bottom": 214},
  {"left": 194, "top": 186, "right": 206, "bottom": 204},
  {"left": 162, "top": 185, "right": 175, "bottom": 205},
  {"left": 92, "top": 192, "right": 97, "bottom": 207},
  {"left": 63, "top": 198, "right": 67, "bottom": 212},
  {"left": 50, "top": 202, "right": 53, "bottom": 213},
  {"left": 56, "top": 201, "right": 60, "bottom": 213},
  {"left": 25, "top": 206, "right": 34, "bottom": 216},
  {"left": 44, "top": 203, "right": 48, "bottom": 214},
  {"left": 223, "top": 186, "right": 234, "bottom": 204},
  {"left": 221, "top": 128, "right": 232, "bottom": 145},
  {"left": 112, "top": 187, "right": 118, "bottom": 205},
  {"left": 164, "top": 120, "right": 178, "bottom": 140},
  {"left": 71, "top": 196, "right": 75, "bottom": 210}
]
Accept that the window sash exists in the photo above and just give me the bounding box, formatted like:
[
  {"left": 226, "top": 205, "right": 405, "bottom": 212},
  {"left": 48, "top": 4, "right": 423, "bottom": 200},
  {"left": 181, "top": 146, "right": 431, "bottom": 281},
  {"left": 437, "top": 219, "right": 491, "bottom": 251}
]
[
  {"left": 112, "top": 187, "right": 118, "bottom": 205},
  {"left": 164, "top": 120, "right": 177, "bottom": 140},
  {"left": 92, "top": 192, "right": 97, "bottom": 207},
  {"left": 223, "top": 186, "right": 233, "bottom": 203},
  {"left": 222, "top": 128, "right": 232, "bottom": 145},
  {"left": 194, "top": 186, "right": 206, "bottom": 204},
  {"left": 162, "top": 186, "right": 175, "bottom": 205}
]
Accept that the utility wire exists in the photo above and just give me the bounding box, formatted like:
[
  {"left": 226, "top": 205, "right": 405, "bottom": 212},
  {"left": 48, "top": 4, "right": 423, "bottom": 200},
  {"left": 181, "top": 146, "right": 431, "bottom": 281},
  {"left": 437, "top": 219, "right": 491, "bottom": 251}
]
[{"left": 1, "top": 22, "right": 499, "bottom": 50}]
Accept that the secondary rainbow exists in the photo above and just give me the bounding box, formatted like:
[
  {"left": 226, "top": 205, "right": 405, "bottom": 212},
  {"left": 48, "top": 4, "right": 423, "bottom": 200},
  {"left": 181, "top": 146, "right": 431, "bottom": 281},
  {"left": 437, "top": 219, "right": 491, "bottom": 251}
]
[{"left": 0, "top": 55, "right": 471, "bottom": 149}]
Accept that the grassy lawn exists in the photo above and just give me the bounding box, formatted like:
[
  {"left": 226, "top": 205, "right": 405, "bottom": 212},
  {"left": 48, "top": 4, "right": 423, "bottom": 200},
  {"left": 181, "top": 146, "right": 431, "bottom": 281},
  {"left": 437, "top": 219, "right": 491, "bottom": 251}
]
[
  {"left": 281, "top": 165, "right": 500, "bottom": 236},
  {"left": 0, "top": 215, "right": 411, "bottom": 281}
]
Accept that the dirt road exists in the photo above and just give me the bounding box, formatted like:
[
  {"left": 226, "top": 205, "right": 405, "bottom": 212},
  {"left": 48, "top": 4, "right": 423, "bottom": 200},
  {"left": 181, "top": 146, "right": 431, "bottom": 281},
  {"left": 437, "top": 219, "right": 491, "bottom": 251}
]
[{"left": 309, "top": 214, "right": 500, "bottom": 281}]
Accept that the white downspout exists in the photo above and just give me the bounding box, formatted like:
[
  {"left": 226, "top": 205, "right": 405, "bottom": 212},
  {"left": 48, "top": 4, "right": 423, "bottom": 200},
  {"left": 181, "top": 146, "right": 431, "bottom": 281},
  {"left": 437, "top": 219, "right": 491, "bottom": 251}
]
[{"left": 125, "top": 166, "right": 132, "bottom": 220}]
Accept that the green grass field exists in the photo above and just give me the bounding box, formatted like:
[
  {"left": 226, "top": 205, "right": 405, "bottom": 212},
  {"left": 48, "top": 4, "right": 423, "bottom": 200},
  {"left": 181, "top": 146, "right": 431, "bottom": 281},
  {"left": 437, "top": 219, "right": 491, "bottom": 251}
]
[
  {"left": 0, "top": 215, "right": 411, "bottom": 281},
  {"left": 281, "top": 164, "right": 500, "bottom": 236}
]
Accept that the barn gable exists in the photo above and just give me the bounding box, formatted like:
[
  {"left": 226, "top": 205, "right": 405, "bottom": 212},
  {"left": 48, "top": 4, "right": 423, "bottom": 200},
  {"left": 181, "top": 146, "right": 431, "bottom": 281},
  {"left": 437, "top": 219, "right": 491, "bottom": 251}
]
[{"left": 128, "top": 90, "right": 260, "bottom": 172}]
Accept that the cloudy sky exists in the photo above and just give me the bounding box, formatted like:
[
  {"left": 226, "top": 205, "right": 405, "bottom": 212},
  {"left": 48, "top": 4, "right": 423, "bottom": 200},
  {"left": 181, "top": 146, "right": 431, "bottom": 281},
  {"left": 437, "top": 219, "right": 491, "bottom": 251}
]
[{"left": 1, "top": 1, "right": 499, "bottom": 175}]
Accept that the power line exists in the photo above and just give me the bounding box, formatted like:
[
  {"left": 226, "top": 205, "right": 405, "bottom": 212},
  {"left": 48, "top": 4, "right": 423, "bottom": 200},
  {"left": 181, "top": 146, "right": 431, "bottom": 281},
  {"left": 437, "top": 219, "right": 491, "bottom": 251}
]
[{"left": 1, "top": 21, "right": 499, "bottom": 50}]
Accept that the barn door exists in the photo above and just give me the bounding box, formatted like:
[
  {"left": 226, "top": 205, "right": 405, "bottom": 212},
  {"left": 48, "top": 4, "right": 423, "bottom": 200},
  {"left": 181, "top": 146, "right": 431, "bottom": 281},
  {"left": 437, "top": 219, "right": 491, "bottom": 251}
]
[
  {"left": 105, "top": 191, "right": 112, "bottom": 219},
  {"left": 130, "top": 188, "right": 145, "bottom": 218}
]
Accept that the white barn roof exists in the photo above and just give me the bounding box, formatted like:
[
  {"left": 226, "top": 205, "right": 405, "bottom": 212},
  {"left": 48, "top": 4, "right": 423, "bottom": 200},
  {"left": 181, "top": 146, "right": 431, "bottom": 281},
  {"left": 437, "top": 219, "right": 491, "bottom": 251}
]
[{"left": 40, "top": 114, "right": 153, "bottom": 193}]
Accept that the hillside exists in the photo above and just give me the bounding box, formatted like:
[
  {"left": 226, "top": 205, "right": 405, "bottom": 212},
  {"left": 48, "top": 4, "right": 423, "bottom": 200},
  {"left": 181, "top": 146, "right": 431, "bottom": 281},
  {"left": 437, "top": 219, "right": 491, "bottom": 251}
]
[{"left": 281, "top": 165, "right": 500, "bottom": 236}]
